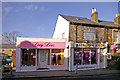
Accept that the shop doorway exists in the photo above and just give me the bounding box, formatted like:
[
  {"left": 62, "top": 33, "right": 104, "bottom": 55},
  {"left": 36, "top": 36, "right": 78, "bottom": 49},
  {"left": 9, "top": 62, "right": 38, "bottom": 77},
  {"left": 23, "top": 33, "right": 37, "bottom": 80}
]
[{"left": 38, "top": 50, "right": 48, "bottom": 68}]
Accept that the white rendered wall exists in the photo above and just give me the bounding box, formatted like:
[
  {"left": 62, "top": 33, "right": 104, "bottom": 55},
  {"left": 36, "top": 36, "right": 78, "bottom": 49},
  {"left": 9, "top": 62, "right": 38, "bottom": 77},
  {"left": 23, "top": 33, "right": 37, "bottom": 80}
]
[{"left": 52, "top": 15, "right": 70, "bottom": 42}]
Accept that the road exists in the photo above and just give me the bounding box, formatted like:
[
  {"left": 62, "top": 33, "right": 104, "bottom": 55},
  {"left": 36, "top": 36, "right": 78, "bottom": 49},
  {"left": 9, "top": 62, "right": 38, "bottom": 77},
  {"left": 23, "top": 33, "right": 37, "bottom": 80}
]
[{"left": 1, "top": 73, "right": 120, "bottom": 80}]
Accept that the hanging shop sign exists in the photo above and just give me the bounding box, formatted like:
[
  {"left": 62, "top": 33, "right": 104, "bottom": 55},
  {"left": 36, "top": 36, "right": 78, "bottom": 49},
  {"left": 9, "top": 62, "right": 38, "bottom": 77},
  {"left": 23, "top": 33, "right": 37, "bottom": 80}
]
[
  {"left": 75, "top": 43, "right": 105, "bottom": 48},
  {"left": 21, "top": 42, "right": 65, "bottom": 49},
  {"left": 110, "top": 44, "right": 118, "bottom": 50}
]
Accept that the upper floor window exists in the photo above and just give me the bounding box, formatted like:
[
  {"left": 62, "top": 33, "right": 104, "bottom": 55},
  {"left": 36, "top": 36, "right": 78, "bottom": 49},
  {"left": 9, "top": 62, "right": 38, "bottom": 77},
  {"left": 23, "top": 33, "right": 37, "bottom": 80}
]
[
  {"left": 113, "top": 31, "right": 118, "bottom": 42},
  {"left": 83, "top": 29, "right": 96, "bottom": 40}
]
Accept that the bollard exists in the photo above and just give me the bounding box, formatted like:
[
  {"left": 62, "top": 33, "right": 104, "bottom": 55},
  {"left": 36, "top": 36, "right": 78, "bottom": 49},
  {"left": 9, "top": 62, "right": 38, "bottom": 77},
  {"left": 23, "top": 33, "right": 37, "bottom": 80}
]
[
  {"left": 75, "top": 64, "right": 78, "bottom": 74},
  {"left": 10, "top": 66, "right": 12, "bottom": 76},
  {"left": 10, "top": 62, "right": 13, "bottom": 76}
]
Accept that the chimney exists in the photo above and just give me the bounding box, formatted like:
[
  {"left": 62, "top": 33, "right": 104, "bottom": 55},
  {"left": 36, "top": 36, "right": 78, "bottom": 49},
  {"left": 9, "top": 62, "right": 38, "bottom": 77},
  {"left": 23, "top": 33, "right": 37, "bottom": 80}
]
[
  {"left": 91, "top": 8, "right": 98, "bottom": 22},
  {"left": 114, "top": 13, "right": 120, "bottom": 24}
]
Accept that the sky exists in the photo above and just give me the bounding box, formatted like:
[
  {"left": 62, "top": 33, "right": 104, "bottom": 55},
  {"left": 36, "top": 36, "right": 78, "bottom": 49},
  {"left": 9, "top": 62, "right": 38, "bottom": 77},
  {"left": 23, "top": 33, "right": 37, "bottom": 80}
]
[{"left": 2, "top": 2, "right": 119, "bottom": 38}]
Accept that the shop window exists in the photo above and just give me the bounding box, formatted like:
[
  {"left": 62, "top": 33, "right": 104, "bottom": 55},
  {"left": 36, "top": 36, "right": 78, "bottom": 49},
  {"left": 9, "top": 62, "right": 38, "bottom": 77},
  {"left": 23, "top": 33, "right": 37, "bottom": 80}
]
[
  {"left": 74, "top": 48, "right": 97, "bottom": 65},
  {"left": 83, "top": 49, "right": 90, "bottom": 64},
  {"left": 74, "top": 49, "right": 82, "bottom": 65},
  {"left": 51, "top": 49, "right": 64, "bottom": 65},
  {"left": 21, "top": 49, "right": 36, "bottom": 66},
  {"left": 83, "top": 29, "right": 96, "bottom": 40},
  {"left": 91, "top": 50, "right": 97, "bottom": 64}
]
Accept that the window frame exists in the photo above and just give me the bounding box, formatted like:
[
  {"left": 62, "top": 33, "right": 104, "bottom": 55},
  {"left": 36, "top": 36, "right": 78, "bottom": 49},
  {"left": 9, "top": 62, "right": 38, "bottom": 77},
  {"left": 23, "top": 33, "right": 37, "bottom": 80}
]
[
  {"left": 113, "top": 30, "right": 118, "bottom": 42},
  {"left": 83, "top": 29, "right": 96, "bottom": 41}
]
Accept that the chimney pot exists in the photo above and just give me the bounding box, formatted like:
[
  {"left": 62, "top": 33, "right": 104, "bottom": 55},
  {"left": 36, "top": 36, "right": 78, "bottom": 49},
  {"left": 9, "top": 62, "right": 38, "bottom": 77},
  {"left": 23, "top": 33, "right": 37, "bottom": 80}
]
[
  {"left": 92, "top": 8, "right": 94, "bottom": 13},
  {"left": 94, "top": 8, "right": 96, "bottom": 12},
  {"left": 116, "top": 14, "right": 118, "bottom": 17},
  {"left": 91, "top": 8, "right": 98, "bottom": 22},
  {"left": 114, "top": 13, "right": 120, "bottom": 24}
]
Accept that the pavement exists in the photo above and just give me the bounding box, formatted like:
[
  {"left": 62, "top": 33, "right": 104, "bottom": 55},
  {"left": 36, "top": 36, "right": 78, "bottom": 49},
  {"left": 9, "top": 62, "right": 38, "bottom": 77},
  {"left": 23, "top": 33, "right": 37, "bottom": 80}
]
[{"left": 1, "top": 69, "right": 120, "bottom": 79}]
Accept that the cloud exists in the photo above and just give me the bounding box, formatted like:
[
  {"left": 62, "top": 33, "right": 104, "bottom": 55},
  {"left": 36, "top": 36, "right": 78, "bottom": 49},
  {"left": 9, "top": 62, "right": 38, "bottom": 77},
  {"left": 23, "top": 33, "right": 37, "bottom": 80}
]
[
  {"left": 34, "top": 5, "right": 38, "bottom": 10},
  {"left": 39, "top": 6, "right": 45, "bottom": 11},
  {"left": 24, "top": 4, "right": 45, "bottom": 11},
  {"left": 24, "top": 4, "right": 33, "bottom": 10},
  {"left": 24, "top": 5, "right": 38, "bottom": 10},
  {"left": 3, "top": 5, "right": 13, "bottom": 13}
]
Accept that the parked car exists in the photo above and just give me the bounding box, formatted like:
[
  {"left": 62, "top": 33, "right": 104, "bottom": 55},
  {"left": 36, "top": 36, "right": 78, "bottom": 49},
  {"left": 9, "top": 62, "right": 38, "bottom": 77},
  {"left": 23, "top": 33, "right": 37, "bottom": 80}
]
[
  {"left": 2, "top": 56, "right": 12, "bottom": 72},
  {"left": 2, "top": 64, "right": 11, "bottom": 72}
]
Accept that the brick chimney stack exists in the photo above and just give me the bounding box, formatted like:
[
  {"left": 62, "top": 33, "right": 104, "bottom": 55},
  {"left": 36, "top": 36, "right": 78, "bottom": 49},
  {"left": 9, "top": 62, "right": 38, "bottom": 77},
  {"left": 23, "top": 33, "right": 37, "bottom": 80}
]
[
  {"left": 114, "top": 13, "right": 120, "bottom": 24},
  {"left": 91, "top": 8, "right": 98, "bottom": 22}
]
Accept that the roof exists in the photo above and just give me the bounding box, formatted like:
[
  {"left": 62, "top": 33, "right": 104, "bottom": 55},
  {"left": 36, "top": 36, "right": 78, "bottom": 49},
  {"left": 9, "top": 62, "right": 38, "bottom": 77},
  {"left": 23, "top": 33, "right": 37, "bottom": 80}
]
[
  {"left": 60, "top": 14, "right": 120, "bottom": 28},
  {"left": 1, "top": 44, "right": 16, "bottom": 48}
]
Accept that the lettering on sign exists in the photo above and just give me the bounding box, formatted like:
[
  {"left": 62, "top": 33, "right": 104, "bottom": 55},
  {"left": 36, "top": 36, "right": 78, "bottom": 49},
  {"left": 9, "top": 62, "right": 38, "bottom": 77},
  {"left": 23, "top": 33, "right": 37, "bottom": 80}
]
[
  {"left": 34, "top": 42, "right": 54, "bottom": 47},
  {"left": 21, "top": 42, "right": 65, "bottom": 49}
]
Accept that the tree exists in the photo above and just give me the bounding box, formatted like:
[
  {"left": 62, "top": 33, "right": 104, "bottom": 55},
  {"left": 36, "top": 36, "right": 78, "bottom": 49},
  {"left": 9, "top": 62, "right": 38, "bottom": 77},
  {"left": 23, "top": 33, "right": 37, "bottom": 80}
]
[{"left": 2, "top": 31, "right": 21, "bottom": 44}]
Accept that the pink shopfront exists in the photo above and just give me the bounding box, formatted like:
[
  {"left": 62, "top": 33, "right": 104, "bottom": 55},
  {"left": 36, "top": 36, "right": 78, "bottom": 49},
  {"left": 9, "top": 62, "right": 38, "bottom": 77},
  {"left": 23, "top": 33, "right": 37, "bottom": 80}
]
[{"left": 16, "top": 37, "right": 66, "bottom": 72}]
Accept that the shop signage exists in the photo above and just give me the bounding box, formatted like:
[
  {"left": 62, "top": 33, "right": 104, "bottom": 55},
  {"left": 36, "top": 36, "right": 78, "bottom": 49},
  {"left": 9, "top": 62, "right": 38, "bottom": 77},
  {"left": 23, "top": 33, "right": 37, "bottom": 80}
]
[
  {"left": 75, "top": 43, "right": 105, "bottom": 48},
  {"left": 21, "top": 42, "right": 65, "bottom": 49}
]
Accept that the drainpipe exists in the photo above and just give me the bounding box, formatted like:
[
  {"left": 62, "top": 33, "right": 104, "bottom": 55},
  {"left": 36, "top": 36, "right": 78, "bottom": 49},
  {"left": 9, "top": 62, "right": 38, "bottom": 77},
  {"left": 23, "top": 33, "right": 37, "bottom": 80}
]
[
  {"left": 76, "top": 24, "right": 78, "bottom": 42},
  {"left": 107, "top": 27, "right": 108, "bottom": 42},
  {"left": 69, "top": 41, "right": 74, "bottom": 71}
]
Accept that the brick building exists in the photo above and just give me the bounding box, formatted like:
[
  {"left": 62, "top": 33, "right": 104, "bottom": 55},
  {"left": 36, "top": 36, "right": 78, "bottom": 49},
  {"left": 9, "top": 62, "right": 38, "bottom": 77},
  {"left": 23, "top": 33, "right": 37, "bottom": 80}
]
[
  {"left": 53, "top": 8, "right": 120, "bottom": 71},
  {"left": 0, "top": 44, "right": 16, "bottom": 68}
]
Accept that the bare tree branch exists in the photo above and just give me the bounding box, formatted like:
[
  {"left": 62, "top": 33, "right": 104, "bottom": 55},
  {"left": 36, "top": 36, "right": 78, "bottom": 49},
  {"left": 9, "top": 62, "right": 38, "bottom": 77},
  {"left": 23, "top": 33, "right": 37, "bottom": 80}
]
[{"left": 2, "top": 31, "right": 21, "bottom": 44}]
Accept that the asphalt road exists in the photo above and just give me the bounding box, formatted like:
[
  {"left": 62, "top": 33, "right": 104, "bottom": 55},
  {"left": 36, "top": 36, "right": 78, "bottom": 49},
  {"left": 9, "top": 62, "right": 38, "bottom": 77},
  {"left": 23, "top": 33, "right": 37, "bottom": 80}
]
[{"left": 2, "top": 73, "right": 120, "bottom": 80}]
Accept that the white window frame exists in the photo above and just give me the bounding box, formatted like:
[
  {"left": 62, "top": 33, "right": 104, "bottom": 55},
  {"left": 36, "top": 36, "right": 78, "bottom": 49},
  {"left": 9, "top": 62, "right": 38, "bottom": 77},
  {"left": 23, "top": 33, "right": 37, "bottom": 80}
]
[
  {"left": 113, "top": 30, "right": 118, "bottom": 43},
  {"left": 83, "top": 29, "right": 96, "bottom": 41}
]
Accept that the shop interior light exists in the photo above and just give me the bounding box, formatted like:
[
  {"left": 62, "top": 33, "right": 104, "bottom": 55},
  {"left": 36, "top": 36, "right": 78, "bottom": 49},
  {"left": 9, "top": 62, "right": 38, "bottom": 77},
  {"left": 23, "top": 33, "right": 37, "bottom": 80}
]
[{"left": 58, "top": 53, "right": 64, "bottom": 54}]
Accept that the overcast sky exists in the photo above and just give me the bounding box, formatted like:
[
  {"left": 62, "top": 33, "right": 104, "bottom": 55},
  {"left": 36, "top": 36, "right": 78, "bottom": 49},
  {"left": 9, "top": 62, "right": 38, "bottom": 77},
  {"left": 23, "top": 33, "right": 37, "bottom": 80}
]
[{"left": 2, "top": 2, "right": 119, "bottom": 38}]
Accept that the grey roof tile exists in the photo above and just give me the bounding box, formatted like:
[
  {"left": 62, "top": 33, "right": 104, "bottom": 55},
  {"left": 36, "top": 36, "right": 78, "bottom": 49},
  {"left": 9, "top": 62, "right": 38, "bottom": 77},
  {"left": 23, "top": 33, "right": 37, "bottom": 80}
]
[{"left": 60, "top": 14, "right": 120, "bottom": 28}]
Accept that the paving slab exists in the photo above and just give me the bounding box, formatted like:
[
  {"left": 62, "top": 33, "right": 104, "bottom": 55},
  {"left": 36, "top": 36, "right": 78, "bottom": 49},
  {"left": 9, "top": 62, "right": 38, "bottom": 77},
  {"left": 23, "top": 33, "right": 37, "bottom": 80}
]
[{"left": 2, "top": 69, "right": 120, "bottom": 79}]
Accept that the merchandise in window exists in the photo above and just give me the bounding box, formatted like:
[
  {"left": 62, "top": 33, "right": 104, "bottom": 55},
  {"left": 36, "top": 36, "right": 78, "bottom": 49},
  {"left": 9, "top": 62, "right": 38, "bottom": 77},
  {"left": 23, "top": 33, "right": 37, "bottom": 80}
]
[
  {"left": 74, "top": 48, "right": 97, "bottom": 65},
  {"left": 21, "top": 49, "right": 36, "bottom": 66},
  {"left": 51, "top": 49, "right": 64, "bottom": 65}
]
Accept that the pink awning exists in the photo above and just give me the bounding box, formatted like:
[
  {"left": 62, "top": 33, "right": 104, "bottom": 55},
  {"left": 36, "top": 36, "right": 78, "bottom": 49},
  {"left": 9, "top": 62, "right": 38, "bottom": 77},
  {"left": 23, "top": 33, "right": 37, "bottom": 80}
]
[{"left": 21, "top": 42, "right": 65, "bottom": 49}]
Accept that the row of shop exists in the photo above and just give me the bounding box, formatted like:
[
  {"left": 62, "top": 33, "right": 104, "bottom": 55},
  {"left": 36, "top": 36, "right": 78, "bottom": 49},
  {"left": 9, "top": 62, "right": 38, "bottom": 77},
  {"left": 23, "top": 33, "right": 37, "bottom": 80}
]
[{"left": 16, "top": 37, "right": 107, "bottom": 72}]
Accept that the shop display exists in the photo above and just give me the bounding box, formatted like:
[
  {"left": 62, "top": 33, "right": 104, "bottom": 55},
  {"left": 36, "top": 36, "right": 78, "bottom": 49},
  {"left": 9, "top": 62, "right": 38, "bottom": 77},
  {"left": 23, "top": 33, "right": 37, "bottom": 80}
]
[
  {"left": 22, "top": 49, "right": 35, "bottom": 66},
  {"left": 53, "top": 54, "right": 56, "bottom": 64},
  {"left": 51, "top": 49, "right": 64, "bottom": 65},
  {"left": 74, "top": 49, "right": 97, "bottom": 65}
]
